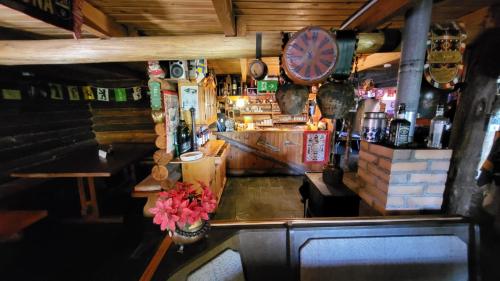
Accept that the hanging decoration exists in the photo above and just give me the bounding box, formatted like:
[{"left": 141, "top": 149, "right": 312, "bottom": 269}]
[
  {"left": 317, "top": 82, "right": 356, "bottom": 119},
  {"left": 67, "top": 86, "right": 80, "bottom": 101},
  {"left": 49, "top": 83, "right": 64, "bottom": 100},
  {"left": 303, "top": 131, "right": 331, "bottom": 164},
  {"left": 132, "top": 86, "right": 142, "bottom": 101},
  {"left": 331, "top": 30, "right": 358, "bottom": 81},
  {"left": 282, "top": 26, "right": 338, "bottom": 85},
  {"left": 96, "top": 88, "right": 110, "bottom": 101},
  {"left": 0, "top": 83, "right": 144, "bottom": 102},
  {"left": 114, "top": 88, "right": 127, "bottom": 102},
  {"left": 148, "top": 81, "right": 162, "bottom": 110},
  {"left": 2, "top": 89, "right": 22, "bottom": 100},
  {"left": 276, "top": 83, "right": 309, "bottom": 115},
  {"left": 424, "top": 22, "right": 467, "bottom": 90},
  {"left": 83, "top": 86, "right": 95, "bottom": 100}
]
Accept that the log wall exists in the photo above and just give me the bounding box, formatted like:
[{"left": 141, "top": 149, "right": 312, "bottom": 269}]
[
  {"left": 0, "top": 99, "right": 96, "bottom": 184},
  {"left": 90, "top": 102, "right": 155, "bottom": 144}
]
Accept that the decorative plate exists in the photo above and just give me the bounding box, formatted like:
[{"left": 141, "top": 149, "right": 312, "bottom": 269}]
[{"left": 282, "top": 26, "right": 338, "bottom": 85}]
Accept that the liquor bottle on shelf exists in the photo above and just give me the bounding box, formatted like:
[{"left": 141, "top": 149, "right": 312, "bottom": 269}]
[
  {"left": 388, "top": 103, "right": 411, "bottom": 147},
  {"left": 176, "top": 114, "right": 192, "bottom": 154},
  {"left": 428, "top": 104, "right": 450, "bottom": 148}
]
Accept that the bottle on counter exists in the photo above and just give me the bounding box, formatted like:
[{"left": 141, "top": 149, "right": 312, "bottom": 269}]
[
  {"left": 427, "top": 104, "right": 450, "bottom": 148},
  {"left": 176, "top": 115, "right": 192, "bottom": 154},
  {"left": 388, "top": 103, "right": 411, "bottom": 147}
]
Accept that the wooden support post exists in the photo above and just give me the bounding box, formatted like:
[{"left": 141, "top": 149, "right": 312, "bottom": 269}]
[
  {"left": 240, "top": 58, "right": 248, "bottom": 83},
  {"left": 77, "top": 177, "right": 99, "bottom": 220},
  {"left": 446, "top": 28, "right": 500, "bottom": 217}
]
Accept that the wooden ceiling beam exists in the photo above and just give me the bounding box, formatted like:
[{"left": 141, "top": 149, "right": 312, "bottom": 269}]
[
  {"left": 0, "top": 33, "right": 390, "bottom": 65},
  {"left": 341, "top": 0, "right": 413, "bottom": 31},
  {"left": 211, "top": 0, "right": 236, "bottom": 36},
  {"left": 81, "top": 1, "right": 128, "bottom": 37}
]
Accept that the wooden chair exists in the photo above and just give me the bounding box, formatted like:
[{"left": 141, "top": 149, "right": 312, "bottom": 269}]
[{"left": 0, "top": 210, "right": 48, "bottom": 241}]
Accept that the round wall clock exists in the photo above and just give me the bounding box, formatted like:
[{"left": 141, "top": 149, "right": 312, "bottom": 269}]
[{"left": 282, "top": 26, "right": 338, "bottom": 85}]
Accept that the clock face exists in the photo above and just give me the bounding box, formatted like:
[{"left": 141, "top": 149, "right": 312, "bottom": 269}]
[{"left": 283, "top": 26, "right": 338, "bottom": 85}]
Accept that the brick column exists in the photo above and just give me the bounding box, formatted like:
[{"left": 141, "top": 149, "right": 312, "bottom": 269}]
[{"left": 345, "top": 141, "right": 452, "bottom": 214}]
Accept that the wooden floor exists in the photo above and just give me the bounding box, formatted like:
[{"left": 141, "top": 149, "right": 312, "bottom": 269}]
[{"left": 214, "top": 176, "right": 304, "bottom": 220}]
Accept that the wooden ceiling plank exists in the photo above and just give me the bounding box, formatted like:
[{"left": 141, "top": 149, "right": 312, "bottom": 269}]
[
  {"left": 356, "top": 52, "right": 401, "bottom": 72},
  {"left": 82, "top": 1, "right": 128, "bottom": 37},
  {"left": 234, "top": 2, "right": 364, "bottom": 10},
  {"left": 235, "top": 9, "right": 357, "bottom": 16},
  {"left": 211, "top": 0, "right": 236, "bottom": 36},
  {"left": 341, "top": 0, "right": 413, "bottom": 31}
]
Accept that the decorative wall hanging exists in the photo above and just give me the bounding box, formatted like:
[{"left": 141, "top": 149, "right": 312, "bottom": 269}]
[
  {"left": 96, "top": 88, "right": 110, "bottom": 101},
  {"left": 276, "top": 83, "right": 309, "bottom": 115},
  {"left": 282, "top": 26, "right": 338, "bottom": 85},
  {"left": 424, "top": 22, "right": 467, "bottom": 90},
  {"left": 67, "top": 86, "right": 80, "bottom": 101},
  {"left": 317, "top": 82, "right": 356, "bottom": 119},
  {"left": 331, "top": 30, "right": 358, "bottom": 81},
  {"left": 148, "top": 81, "right": 162, "bottom": 110},
  {"left": 303, "top": 130, "right": 331, "bottom": 164}
]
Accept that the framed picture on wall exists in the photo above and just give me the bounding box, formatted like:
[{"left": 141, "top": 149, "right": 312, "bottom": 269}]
[{"left": 303, "top": 130, "right": 331, "bottom": 164}]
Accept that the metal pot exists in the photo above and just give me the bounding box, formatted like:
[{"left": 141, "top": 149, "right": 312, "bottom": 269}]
[{"left": 362, "top": 112, "right": 387, "bottom": 143}]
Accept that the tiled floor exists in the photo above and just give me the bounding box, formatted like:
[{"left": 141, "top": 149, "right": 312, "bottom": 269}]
[{"left": 214, "top": 176, "right": 305, "bottom": 220}]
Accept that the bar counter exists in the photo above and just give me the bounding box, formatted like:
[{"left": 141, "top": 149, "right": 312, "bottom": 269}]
[{"left": 216, "top": 128, "right": 324, "bottom": 175}]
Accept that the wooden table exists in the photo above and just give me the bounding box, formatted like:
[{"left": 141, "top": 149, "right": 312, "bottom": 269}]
[{"left": 11, "top": 144, "right": 154, "bottom": 221}]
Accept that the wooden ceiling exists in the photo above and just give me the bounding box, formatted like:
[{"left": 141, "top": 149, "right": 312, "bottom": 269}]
[
  {"left": 0, "top": 0, "right": 499, "bottom": 77},
  {"left": 87, "top": 0, "right": 224, "bottom": 36}
]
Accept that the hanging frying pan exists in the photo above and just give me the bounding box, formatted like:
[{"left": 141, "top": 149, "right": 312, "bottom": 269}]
[
  {"left": 282, "top": 26, "right": 338, "bottom": 85},
  {"left": 249, "top": 32, "right": 268, "bottom": 81}
]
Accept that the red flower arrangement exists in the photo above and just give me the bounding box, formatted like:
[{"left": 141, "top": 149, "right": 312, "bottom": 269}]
[{"left": 149, "top": 181, "right": 217, "bottom": 232}]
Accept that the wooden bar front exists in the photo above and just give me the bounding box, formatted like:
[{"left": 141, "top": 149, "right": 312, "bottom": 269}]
[{"left": 217, "top": 130, "right": 323, "bottom": 175}]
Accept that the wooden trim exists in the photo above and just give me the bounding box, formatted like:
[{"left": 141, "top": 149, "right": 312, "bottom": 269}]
[
  {"left": 211, "top": 0, "right": 236, "bottom": 36},
  {"left": 81, "top": 0, "right": 128, "bottom": 37},
  {"left": 139, "top": 236, "right": 173, "bottom": 281},
  {"left": 341, "top": 0, "right": 412, "bottom": 31}
]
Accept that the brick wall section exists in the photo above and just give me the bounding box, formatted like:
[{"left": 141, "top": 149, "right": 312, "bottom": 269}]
[{"left": 351, "top": 141, "right": 452, "bottom": 214}]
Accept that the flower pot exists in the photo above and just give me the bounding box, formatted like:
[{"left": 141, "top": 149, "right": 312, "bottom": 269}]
[{"left": 170, "top": 220, "right": 210, "bottom": 252}]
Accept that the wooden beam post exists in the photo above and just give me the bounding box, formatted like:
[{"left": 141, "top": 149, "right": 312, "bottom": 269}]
[
  {"left": 240, "top": 58, "right": 248, "bottom": 82},
  {"left": 81, "top": 0, "right": 128, "bottom": 37},
  {"left": 446, "top": 29, "right": 500, "bottom": 217},
  {"left": 341, "top": 0, "right": 413, "bottom": 31},
  {"left": 211, "top": 0, "right": 236, "bottom": 37}
]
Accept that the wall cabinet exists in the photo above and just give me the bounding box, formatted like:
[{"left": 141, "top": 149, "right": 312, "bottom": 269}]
[{"left": 178, "top": 80, "right": 217, "bottom": 126}]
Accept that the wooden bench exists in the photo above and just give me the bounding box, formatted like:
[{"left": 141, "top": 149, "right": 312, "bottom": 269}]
[{"left": 0, "top": 210, "right": 48, "bottom": 241}]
